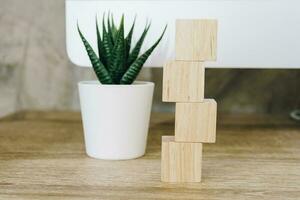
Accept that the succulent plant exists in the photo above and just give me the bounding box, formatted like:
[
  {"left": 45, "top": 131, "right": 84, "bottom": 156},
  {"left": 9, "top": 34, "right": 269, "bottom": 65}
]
[{"left": 78, "top": 14, "right": 167, "bottom": 84}]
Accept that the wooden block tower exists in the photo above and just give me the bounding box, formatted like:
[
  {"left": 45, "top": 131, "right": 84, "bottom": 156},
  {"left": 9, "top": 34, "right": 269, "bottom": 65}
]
[{"left": 161, "top": 19, "right": 218, "bottom": 183}]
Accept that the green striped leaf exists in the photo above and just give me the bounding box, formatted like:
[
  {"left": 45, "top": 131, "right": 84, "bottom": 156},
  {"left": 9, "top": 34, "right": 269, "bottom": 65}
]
[
  {"left": 126, "top": 24, "right": 150, "bottom": 68},
  {"left": 120, "top": 25, "right": 167, "bottom": 84},
  {"left": 125, "top": 16, "right": 136, "bottom": 61},
  {"left": 107, "top": 13, "right": 116, "bottom": 45},
  {"left": 96, "top": 17, "right": 107, "bottom": 67},
  {"left": 110, "top": 14, "right": 118, "bottom": 41},
  {"left": 110, "top": 15, "right": 125, "bottom": 83},
  {"left": 102, "top": 14, "right": 113, "bottom": 68},
  {"left": 78, "top": 25, "right": 113, "bottom": 84}
]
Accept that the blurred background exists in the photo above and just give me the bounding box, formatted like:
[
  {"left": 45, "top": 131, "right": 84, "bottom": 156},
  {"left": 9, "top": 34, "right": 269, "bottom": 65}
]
[{"left": 1, "top": 0, "right": 300, "bottom": 117}]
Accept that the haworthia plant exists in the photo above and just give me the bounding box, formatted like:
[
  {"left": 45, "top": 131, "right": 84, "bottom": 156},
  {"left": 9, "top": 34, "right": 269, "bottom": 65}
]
[{"left": 78, "top": 14, "right": 167, "bottom": 84}]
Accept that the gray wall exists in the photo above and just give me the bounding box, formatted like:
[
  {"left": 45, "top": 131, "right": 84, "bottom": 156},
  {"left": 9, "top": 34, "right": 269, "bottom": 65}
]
[{"left": 1, "top": 0, "right": 299, "bottom": 117}]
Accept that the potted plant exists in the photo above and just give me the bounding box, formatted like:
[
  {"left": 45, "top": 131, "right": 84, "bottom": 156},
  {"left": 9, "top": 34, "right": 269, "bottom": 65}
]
[{"left": 77, "top": 14, "right": 166, "bottom": 160}]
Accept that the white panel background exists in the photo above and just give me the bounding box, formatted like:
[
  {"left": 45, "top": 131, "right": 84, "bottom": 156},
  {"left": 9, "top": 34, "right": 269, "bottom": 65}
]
[{"left": 66, "top": 0, "right": 300, "bottom": 68}]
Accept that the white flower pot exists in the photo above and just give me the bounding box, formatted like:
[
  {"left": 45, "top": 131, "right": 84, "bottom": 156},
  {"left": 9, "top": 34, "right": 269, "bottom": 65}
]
[{"left": 78, "top": 81, "right": 154, "bottom": 160}]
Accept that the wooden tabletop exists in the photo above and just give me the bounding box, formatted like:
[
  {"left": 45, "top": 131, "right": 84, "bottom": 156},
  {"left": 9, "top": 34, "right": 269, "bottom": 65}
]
[{"left": 0, "top": 111, "right": 300, "bottom": 200}]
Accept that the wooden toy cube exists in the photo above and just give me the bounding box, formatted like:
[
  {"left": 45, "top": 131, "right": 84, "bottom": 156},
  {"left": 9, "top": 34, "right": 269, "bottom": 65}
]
[
  {"left": 161, "top": 136, "right": 202, "bottom": 182},
  {"left": 163, "top": 61, "right": 205, "bottom": 102},
  {"left": 175, "top": 99, "right": 217, "bottom": 143},
  {"left": 176, "top": 19, "right": 217, "bottom": 61}
]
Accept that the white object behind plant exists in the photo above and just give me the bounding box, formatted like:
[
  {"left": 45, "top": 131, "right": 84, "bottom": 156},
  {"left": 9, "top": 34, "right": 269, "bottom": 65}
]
[{"left": 66, "top": 0, "right": 300, "bottom": 68}]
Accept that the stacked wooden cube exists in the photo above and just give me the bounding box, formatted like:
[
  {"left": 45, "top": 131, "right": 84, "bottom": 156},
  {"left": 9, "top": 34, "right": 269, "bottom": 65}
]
[{"left": 161, "top": 19, "right": 218, "bottom": 183}]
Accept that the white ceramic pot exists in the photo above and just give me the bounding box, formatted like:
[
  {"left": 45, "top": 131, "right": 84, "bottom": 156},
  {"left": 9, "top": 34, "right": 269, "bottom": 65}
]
[{"left": 78, "top": 81, "right": 154, "bottom": 160}]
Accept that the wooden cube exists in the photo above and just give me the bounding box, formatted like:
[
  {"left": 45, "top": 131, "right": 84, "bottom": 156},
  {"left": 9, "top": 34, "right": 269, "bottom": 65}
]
[
  {"left": 176, "top": 19, "right": 217, "bottom": 61},
  {"left": 175, "top": 99, "right": 217, "bottom": 143},
  {"left": 163, "top": 61, "right": 205, "bottom": 102},
  {"left": 161, "top": 136, "right": 202, "bottom": 183}
]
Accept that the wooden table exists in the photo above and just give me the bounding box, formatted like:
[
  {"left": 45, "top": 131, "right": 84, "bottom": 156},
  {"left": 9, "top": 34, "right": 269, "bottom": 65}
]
[{"left": 0, "top": 111, "right": 300, "bottom": 200}]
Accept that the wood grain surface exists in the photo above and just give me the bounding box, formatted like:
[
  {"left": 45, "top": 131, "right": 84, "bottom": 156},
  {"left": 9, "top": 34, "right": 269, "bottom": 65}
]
[
  {"left": 175, "top": 19, "right": 217, "bottom": 61},
  {"left": 0, "top": 111, "right": 300, "bottom": 200},
  {"left": 161, "top": 136, "right": 202, "bottom": 183},
  {"left": 163, "top": 61, "right": 205, "bottom": 102},
  {"left": 175, "top": 99, "right": 217, "bottom": 143}
]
